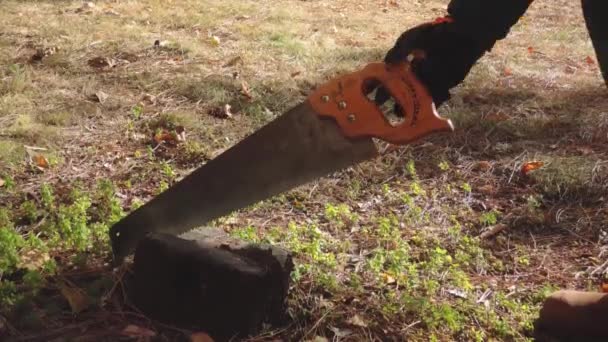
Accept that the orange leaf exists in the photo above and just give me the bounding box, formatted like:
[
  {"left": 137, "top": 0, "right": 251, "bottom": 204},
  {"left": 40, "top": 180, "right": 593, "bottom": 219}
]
[
  {"left": 503, "top": 67, "right": 512, "bottom": 76},
  {"left": 585, "top": 56, "right": 596, "bottom": 66},
  {"left": 601, "top": 283, "right": 608, "bottom": 293},
  {"left": 527, "top": 46, "right": 534, "bottom": 54},
  {"left": 240, "top": 81, "right": 252, "bottom": 101},
  {"left": 474, "top": 161, "right": 492, "bottom": 172},
  {"left": 154, "top": 130, "right": 178, "bottom": 145},
  {"left": 122, "top": 325, "right": 156, "bottom": 338},
  {"left": 191, "top": 332, "right": 215, "bottom": 342},
  {"left": 521, "top": 161, "right": 544, "bottom": 175},
  {"left": 34, "top": 154, "right": 49, "bottom": 168}
]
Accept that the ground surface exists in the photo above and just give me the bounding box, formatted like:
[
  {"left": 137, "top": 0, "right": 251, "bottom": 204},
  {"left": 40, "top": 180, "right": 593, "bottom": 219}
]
[{"left": 1, "top": 0, "right": 607, "bottom": 341}]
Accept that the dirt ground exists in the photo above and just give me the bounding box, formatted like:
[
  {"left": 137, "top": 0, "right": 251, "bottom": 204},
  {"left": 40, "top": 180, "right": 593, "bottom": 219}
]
[{"left": 1, "top": 0, "right": 607, "bottom": 341}]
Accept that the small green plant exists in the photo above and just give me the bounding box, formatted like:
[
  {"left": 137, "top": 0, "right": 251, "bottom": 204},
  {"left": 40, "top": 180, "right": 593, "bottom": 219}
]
[
  {"left": 160, "top": 162, "right": 176, "bottom": 181},
  {"left": 438, "top": 160, "right": 450, "bottom": 172},
  {"left": 2, "top": 175, "right": 15, "bottom": 190},
  {"left": 131, "top": 104, "right": 144, "bottom": 119},
  {"left": 479, "top": 210, "right": 500, "bottom": 226},
  {"left": 231, "top": 226, "right": 260, "bottom": 243}
]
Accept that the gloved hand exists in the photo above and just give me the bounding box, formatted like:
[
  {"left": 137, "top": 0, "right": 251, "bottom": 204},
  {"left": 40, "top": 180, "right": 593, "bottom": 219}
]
[{"left": 382, "top": 17, "right": 495, "bottom": 107}]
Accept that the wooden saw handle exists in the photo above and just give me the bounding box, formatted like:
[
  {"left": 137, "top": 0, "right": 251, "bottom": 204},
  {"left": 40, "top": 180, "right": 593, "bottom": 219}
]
[{"left": 308, "top": 62, "right": 454, "bottom": 145}]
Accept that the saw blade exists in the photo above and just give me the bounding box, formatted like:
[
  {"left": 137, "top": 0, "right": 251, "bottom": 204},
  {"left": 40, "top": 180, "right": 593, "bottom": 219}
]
[{"left": 110, "top": 102, "right": 378, "bottom": 262}]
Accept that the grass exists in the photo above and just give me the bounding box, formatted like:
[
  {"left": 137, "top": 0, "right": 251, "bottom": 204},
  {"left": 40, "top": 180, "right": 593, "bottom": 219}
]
[{"left": 0, "top": 0, "right": 607, "bottom": 340}]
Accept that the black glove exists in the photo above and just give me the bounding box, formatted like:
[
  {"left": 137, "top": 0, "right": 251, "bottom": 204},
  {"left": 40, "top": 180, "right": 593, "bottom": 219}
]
[{"left": 383, "top": 17, "right": 494, "bottom": 107}]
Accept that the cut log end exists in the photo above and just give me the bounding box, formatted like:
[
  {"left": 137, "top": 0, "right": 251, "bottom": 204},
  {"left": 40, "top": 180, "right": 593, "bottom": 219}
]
[{"left": 126, "top": 228, "right": 293, "bottom": 340}]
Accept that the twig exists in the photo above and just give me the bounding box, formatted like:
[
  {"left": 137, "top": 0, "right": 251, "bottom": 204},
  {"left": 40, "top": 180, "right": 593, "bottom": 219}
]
[
  {"left": 301, "top": 308, "right": 334, "bottom": 341},
  {"left": 479, "top": 224, "right": 508, "bottom": 239}
]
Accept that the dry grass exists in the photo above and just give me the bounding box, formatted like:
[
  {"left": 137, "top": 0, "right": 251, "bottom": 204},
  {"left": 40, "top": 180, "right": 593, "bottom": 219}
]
[{"left": 1, "top": 0, "right": 607, "bottom": 341}]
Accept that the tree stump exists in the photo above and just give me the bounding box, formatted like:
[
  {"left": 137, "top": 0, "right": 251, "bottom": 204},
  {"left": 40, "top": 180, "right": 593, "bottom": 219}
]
[{"left": 127, "top": 228, "right": 293, "bottom": 341}]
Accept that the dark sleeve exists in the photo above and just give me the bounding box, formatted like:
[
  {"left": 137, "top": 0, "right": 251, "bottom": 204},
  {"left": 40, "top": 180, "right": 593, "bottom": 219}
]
[{"left": 448, "top": 0, "right": 534, "bottom": 42}]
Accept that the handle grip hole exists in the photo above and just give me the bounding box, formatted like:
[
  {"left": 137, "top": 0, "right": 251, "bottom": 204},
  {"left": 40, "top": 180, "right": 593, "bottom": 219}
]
[{"left": 363, "top": 79, "right": 406, "bottom": 127}]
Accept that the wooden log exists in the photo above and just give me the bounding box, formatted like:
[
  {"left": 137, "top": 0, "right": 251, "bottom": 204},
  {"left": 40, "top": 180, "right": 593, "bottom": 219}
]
[
  {"left": 127, "top": 229, "right": 293, "bottom": 341},
  {"left": 534, "top": 290, "right": 608, "bottom": 342}
]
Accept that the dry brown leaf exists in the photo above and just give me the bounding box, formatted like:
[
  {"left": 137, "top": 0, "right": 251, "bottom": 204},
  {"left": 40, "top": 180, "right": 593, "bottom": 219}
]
[
  {"left": 576, "top": 146, "right": 594, "bottom": 155},
  {"left": 18, "top": 249, "right": 50, "bottom": 270},
  {"left": 240, "top": 81, "right": 253, "bottom": 101},
  {"left": 223, "top": 56, "right": 242, "bottom": 67},
  {"left": 209, "top": 35, "right": 221, "bottom": 47},
  {"left": 59, "top": 283, "right": 90, "bottom": 314},
  {"left": 478, "top": 184, "right": 496, "bottom": 195},
  {"left": 190, "top": 332, "right": 214, "bottom": 342},
  {"left": 175, "top": 126, "right": 187, "bottom": 142},
  {"left": 122, "top": 324, "right": 156, "bottom": 338},
  {"left": 30, "top": 46, "right": 58, "bottom": 63},
  {"left": 88, "top": 56, "right": 114, "bottom": 69},
  {"left": 92, "top": 91, "right": 109, "bottom": 104},
  {"left": 347, "top": 314, "right": 368, "bottom": 328},
  {"left": 308, "top": 337, "right": 329, "bottom": 342},
  {"left": 33, "top": 154, "right": 49, "bottom": 169},
  {"left": 290, "top": 71, "right": 302, "bottom": 78},
  {"left": 521, "top": 161, "right": 544, "bottom": 175},
  {"left": 381, "top": 273, "right": 396, "bottom": 284},
  {"left": 154, "top": 130, "right": 179, "bottom": 145},
  {"left": 209, "top": 104, "right": 233, "bottom": 119},
  {"left": 527, "top": 46, "right": 534, "bottom": 54},
  {"left": 484, "top": 112, "right": 509, "bottom": 122},
  {"left": 503, "top": 67, "right": 512, "bottom": 76},
  {"left": 602, "top": 283, "right": 608, "bottom": 293},
  {"left": 474, "top": 161, "right": 492, "bottom": 172},
  {"left": 586, "top": 56, "right": 596, "bottom": 66},
  {"left": 142, "top": 93, "right": 157, "bottom": 105}
]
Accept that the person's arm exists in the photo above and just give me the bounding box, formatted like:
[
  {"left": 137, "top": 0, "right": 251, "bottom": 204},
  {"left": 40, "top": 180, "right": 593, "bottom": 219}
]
[{"left": 384, "top": 0, "right": 534, "bottom": 106}]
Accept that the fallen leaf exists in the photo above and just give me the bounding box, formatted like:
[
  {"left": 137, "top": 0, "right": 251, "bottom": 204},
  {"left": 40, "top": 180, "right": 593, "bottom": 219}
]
[
  {"left": 88, "top": 56, "right": 114, "bottom": 69},
  {"left": 223, "top": 56, "right": 242, "bottom": 67},
  {"left": 209, "top": 35, "right": 221, "bottom": 47},
  {"left": 586, "top": 56, "right": 596, "bottom": 66},
  {"left": 446, "top": 288, "right": 468, "bottom": 299},
  {"left": 33, "top": 155, "right": 49, "bottom": 169},
  {"left": 154, "top": 130, "right": 179, "bottom": 145},
  {"left": 329, "top": 326, "right": 353, "bottom": 338},
  {"left": 602, "top": 283, "right": 608, "bottom": 293},
  {"left": 190, "top": 332, "right": 214, "bottom": 342},
  {"left": 18, "top": 249, "right": 50, "bottom": 270},
  {"left": 142, "top": 93, "right": 157, "bottom": 105},
  {"left": 240, "top": 81, "right": 253, "bottom": 101},
  {"left": 92, "top": 91, "right": 108, "bottom": 104},
  {"left": 75, "top": 1, "right": 96, "bottom": 13},
  {"left": 0, "top": 179, "right": 4, "bottom": 187},
  {"left": 484, "top": 112, "right": 509, "bottom": 122},
  {"left": 527, "top": 46, "right": 534, "bottom": 54},
  {"left": 521, "top": 161, "right": 545, "bottom": 175},
  {"left": 478, "top": 184, "right": 496, "bottom": 195},
  {"left": 347, "top": 314, "right": 368, "bottom": 328},
  {"left": 307, "top": 337, "right": 329, "bottom": 342},
  {"left": 30, "top": 46, "right": 58, "bottom": 63},
  {"left": 576, "top": 146, "right": 594, "bottom": 155},
  {"left": 209, "top": 104, "right": 233, "bottom": 119},
  {"left": 59, "top": 283, "right": 90, "bottom": 314},
  {"left": 122, "top": 325, "right": 156, "bottom": 338},
  {"left": 381, "top": 273, "right": 396, "bottom": 284},
  {"left": 474, "top": 161, "right": 492, "bottom": 172},
  {"left": 175, "top": 125, "right": 187, "bottom": 142},
  {"left": 503, "top": 67, "right": 512, "bottom": 76}
]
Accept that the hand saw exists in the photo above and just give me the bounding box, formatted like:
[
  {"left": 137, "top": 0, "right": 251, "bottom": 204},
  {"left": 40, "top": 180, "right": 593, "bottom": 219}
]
[{"left": 110, "top": 61, "right": 454, "bottom": 263}]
